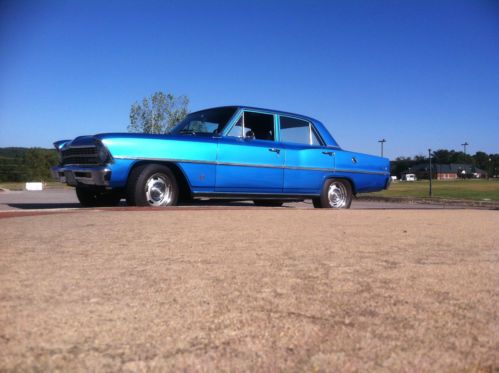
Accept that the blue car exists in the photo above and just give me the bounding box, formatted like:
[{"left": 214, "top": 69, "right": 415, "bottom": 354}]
[{"left": 51, "top": 106, "right": 390, "bottom": 208}]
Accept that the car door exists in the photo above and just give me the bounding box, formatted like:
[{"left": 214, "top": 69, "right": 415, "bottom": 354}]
[
  {"left": 215, "top": 110, "right": 284, "bottom": 193},
  {"left": 279, "top": 115, "right": 335, "bottom": 194}
]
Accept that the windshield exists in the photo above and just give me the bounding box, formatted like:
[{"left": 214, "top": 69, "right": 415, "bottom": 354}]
[{"left": 170, "top": 107, "right": 237, "bottom": 135}]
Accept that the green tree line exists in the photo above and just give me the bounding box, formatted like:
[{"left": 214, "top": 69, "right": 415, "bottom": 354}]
[
  {"left": 0, "top": 148, "right": 59, "bottom": 182},
  {"left": 391, "top": 149, "right": 499, "bottom": 178}
]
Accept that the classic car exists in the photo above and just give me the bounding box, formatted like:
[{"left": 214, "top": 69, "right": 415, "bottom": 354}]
[{"left": 51, "top": 106, "right": 390, "bottom": 208}]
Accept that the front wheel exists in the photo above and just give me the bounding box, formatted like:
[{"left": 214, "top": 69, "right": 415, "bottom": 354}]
[
  {"left": 126, "top": 164, "right": 179, "bottom": 207},
  {"left": 313, "top": 179, "right": 352, "bottom": 209}
]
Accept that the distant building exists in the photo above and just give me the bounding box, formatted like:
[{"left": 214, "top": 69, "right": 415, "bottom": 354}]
[{"left": 404, "top": 163, "right": 487, "bottom": 180}]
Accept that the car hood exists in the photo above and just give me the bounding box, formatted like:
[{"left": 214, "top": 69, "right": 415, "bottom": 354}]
[{"left": 62, "top": 132, "right": 214, "bottom": 147}]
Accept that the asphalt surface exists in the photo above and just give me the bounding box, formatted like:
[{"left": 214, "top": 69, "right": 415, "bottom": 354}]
[
  {"left": 0, "top": 188, "right": 462, "bottom": 212},
  {"left": 1, "top": 208, "right": 497, "bottom": 371}
]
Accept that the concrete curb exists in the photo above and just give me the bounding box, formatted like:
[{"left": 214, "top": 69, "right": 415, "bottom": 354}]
[{"left": 357, "top": 195, "right": 499, "bottom": 209}]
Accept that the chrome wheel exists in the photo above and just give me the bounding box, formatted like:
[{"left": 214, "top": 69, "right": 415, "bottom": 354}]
[
  {"left": 327, "top": 181, "right": 348, "bottom": 208},
  {"left": 145, "top": 173, "right": 172, "bottom": 206}
]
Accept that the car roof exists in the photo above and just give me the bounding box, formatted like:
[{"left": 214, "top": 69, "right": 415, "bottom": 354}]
[
  {"left": 191, "top": 105, "right": 321, "bottom": 124},
  {"left": 189, "top": 105, "right": 340, "bottom": 148}
]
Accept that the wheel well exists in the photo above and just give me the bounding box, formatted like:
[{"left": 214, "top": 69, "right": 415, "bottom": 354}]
[
  {"left": 128, "top": 161, "right": 192, "bottom": 200},
  {"left": 327, "top": 177, "right": 356, "bottom": 195}
]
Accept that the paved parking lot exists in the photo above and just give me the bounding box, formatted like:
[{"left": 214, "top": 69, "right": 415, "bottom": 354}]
[
  {"left": 0, "top": 188, "right": 462, "bottom": 212},
  {"left": 1, "top": 194, "right": 497, "bottom": 371}
]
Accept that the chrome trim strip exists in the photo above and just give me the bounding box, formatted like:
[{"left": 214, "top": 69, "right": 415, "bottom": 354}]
[
  {"left": 218, "top": 160, "right": 283, "bottom": 169},
  {"left": 63, "top": 145, "right": 97, "bottom": 149},
  {"left": 194, "top": 192, "right": 319, "bottom": 198},
  {"left": 335, "top": 168, "right": 389, "bottom": 176},
  {"left": 113, "top": 156, "right": 389, "bottom": 175},
  {"left": 62, "top": 163, "right": 101, "bottom": 166},
  {"left": 115, "top": 156, "right": 212, "bottom": 165}
]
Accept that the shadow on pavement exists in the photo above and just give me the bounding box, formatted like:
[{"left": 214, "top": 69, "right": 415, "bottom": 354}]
[
  {"left": 7, "top": 203, "right": 82, "bottom": 210},
  {"left": 5, "top": 200, "right": 481, "bottom": 211},
  {"left": 6, "top": 200, "right": 300, "bottom": 210}
]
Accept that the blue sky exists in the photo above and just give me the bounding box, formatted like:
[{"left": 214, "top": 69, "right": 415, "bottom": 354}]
[{"left": 0, "top": 0, "right": 498, "bottom": 159}]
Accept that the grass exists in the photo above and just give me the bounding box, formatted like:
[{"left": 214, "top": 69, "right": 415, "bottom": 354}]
[
  {"left": 366, "top": 179, "right": 499, "bottom": 201},
  {"left": 0, "top": 181, "right": 67, "bottom": 191}
]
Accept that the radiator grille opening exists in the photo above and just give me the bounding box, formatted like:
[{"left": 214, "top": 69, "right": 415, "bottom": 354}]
[{"left": 61, "top": 146, "right": 99, "bottom": 165}]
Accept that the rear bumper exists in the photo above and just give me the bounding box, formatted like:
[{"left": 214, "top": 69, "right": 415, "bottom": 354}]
[
  {"left": 51, "top": 165, "right": 111, "bottom": 186},
  {"left": 385, "top": 175, "right": 392, "bottom": 189}
]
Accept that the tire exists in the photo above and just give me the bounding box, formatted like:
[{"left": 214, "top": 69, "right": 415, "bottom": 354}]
[
  {"left": 76, "top": 187, "right": 122, "bottom": 207},
  {"left": 313, "top": 179, "right": 352, "bottom": 209},
  {"left": 312, "top": 198, "right": 322, "bottom": 208},
  {"left": 126, "top": 164, "right": 179, "bottom": 207},
  {"left": 253, "top": 200, "right": 284, "bottom": 207}
]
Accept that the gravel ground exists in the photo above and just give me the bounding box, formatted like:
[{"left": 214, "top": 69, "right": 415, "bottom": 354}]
[{"left": 1, "top": 209, "right": 498, "bottom": 372}]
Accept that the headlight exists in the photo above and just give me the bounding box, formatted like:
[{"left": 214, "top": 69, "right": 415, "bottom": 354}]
[{"left": 96, "top": 145, "right": 111, "bottom": 164}]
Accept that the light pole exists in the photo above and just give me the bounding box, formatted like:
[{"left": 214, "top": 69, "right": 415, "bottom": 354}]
[
  {"left": 428, "top": 148, "right": 433, "bottom": 197},
  {"left": 378, "top": 139, "right": 386, "bottom": 157},
  {"left": 461, "top": 142, "right": 469, "bottom": 155}
]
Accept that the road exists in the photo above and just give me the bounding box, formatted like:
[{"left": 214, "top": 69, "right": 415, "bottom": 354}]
[
  {"left": 0, "top": 188, "right": 462, "bottom": 211},
  {"left": 1, "top": 207, "right": 497, "bottom": 371}
]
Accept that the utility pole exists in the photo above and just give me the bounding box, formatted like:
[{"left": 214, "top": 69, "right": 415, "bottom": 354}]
[
  {"left": 428, "top": 148, "right": 433, "bottom": 197},
  {"left": 378, "top": 139, "right": 386, "bottom": 157},
  {"left": 461, "top": 142, "right": 469, "bottom": 155}
]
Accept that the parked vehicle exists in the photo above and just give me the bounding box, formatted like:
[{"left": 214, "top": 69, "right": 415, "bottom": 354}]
[
  {"left": 402, "top": 173, "right": 416, "bottom": 181},
  {"left": 51, "top": 106, "right": 390, "bottom": 208}
]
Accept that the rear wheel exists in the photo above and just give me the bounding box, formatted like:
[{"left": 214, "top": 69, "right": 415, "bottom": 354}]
[
  {"left": 126, "top": 164, "right": 179, "bottom": 207},
  {"left": 313, "top": 179, "right": 352, "bottom": 209},
  {"left": 76, "top": 187, "right": 122, "bottom": 207},
  {"left": 253, "top": 200, "right": 284, "bottom": 207}
]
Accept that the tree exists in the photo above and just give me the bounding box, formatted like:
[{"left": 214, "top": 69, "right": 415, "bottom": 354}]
[
  {"left": 473, "top": 151, "right": 489, "bottom": 170},
  {"left": 451, "top": 151, "right": 474, "bottom": 165},
  {"left": 127, "top": 91, "right": 189, "bottom": 134},
  {"left": 432, "top": 149, "right": 452, "bottom": 164},
  {"left": 23, "top": 148, "right": 58, "bottom": 181},
  {"left": 391, "top": 156, "right": 414, "bottom": 177},
  {"left": 488, "top": 153, "right": 499, "bottom": 178},
  {"left": 389, "top": 149, "right": 499, "bottom": 179}
]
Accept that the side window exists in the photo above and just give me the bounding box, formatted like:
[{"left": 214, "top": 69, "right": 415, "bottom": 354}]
[
  {"left": 280, "top": 116, "right": 321, "bottom": 145},
  {"left": 310, "top": 127, "right": 322, "bottom": 146},
  {"left": 227, "top": 116, "right": 243, "bottom": 137},
  {"left": 227, "top": 111, "right": 275, "bottom": 141}
]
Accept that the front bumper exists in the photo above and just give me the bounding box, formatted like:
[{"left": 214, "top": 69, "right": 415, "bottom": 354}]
[{"left": 51, "top": 165, "right": 111, "bottom": 186}]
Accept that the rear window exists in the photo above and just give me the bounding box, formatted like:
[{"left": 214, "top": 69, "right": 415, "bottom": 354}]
[{"left": 280, "top": 116, "right": 322, "bottom": 145}]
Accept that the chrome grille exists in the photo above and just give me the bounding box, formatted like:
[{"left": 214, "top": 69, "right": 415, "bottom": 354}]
[{"left": 61, "top": 146, "right": 99, "bottom": 165}]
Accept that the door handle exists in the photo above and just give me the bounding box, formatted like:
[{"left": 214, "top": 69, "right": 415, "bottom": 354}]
[
  {"left": 322, "top": 151, "right": 334, "bottom": 156},
  {"left": 268, "top": 148, "right": 281, "bottom": 154}
]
